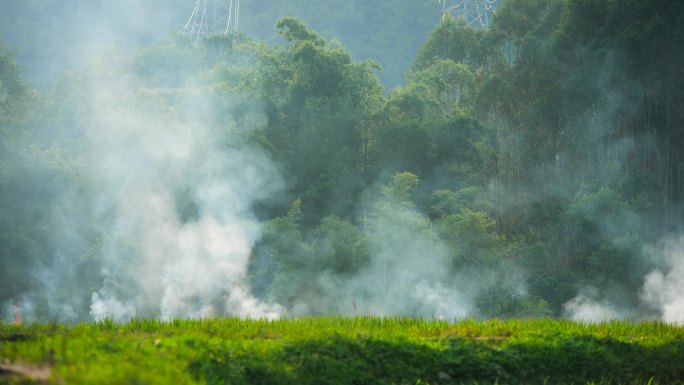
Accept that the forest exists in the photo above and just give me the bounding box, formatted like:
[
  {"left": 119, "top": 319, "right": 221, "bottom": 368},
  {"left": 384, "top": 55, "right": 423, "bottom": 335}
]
[{"left": 1, "top": 0, "right": 684, "bottom": 323}]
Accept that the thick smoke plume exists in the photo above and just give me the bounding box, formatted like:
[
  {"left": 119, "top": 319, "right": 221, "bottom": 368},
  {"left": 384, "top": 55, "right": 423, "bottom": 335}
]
[
  {"left": 3, "top": 1, "right": 683, "bottom": 325},
  {"left": 310, "top": 194, "right": 473, "bottom": 319},
  {"left": 563, "top": 236, "right": 684, "bottom": 325},
  {"left": 641, "top": 236, "right": 684, "bottom": 325},
  {"left": 85, "top": 61, "right": 283, "bottom": 321},
  {"left": 1, "top": 49, "right": 284, "bottom": 322}
]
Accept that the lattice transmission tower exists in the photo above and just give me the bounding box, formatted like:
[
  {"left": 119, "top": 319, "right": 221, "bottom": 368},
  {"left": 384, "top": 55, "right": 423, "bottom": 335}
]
[
  {"left": 440, "top": 0, "right": 499, "bottom": 29},
  {"left": 182, "top": 0, "right": 240, "bottom": 46}
]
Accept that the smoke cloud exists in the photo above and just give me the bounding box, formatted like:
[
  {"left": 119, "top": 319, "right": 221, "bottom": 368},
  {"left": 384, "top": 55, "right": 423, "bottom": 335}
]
[
  {"left": 641, "top": 236, "right": 684, "bottom": 325},
  {"left": 84, "top": 59, "right": 283, "bottom": 321},
  {"left": 563, "top": 289, "right": 623, "bottom": 323},
  {"left": 312, "top": 196, "right": 473, "bottom": 319},
  {"left": 2, "top": 1, "right": 683, "bottom": 325},
  {"left": 0, "top": 43, "right": 285, "bottom": 322},
  {"left": 562, "top": 235, "right": 684, "bottom": 325}
]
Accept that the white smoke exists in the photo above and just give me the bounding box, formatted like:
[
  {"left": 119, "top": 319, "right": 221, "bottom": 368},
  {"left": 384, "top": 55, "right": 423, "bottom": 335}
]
[
  {"left": 349, "top": 206, "right": 472, "bottom": 319},
  {"left": 564, "top": 236, "right": 684, "bottom": 324},
  {"left": 302, "top": 188, "right": 473, "bottom": 319},
  {"left": 66, "top": 52, "right": 284, "bottom": 322},
  {"left": 563, "top": 292, "right": 621, "bottom": 323},
  {"left": 640, "top": 236, "right": 684, "bottom": 325}
]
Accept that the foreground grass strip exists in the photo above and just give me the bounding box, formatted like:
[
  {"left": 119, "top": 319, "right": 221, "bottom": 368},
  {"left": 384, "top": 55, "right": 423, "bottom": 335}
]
[{"left": 1, "top": 318, "right": 683, "bottom": 384}]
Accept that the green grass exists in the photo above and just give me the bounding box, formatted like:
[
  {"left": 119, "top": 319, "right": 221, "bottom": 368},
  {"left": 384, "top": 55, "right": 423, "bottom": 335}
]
[{"left": 1, "top": 317, "right": 683, "bottom": 384}]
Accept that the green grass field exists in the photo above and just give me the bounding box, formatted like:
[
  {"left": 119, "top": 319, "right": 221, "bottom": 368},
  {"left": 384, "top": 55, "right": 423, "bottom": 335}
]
[{"left": 1, "top": 317, "right": 683, "bottom": 384}]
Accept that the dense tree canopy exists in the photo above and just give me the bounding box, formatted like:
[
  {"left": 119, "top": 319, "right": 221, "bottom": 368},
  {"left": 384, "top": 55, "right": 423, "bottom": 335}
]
[{"left": 2, "top": 0, "right": 684, "bottom": 321}]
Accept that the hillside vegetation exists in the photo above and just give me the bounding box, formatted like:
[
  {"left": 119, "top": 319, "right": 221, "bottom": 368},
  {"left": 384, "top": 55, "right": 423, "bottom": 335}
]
[{"left": 1, "top": 0, "right": 684, "bottom": 322}]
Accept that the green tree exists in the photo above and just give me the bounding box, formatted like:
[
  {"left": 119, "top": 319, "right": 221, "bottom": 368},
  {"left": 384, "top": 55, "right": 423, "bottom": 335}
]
[
  {"left": 407, "top": 59, "right": 475, "bottom": 117},
  {"left": 262, "top": 18, "right": 385, "bottom": 227},
  {"left": 0, "top": 44, "right": 26, "bottom": 128},
  {"left": 412, "top": 14, "right": 486, "bottom": 72},
  {"left": 311, "top": 215, "right": 370, "bottom": 274}
]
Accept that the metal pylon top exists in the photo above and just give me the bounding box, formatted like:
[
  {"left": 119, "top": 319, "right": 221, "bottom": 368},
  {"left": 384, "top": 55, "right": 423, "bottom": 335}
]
[
  {"left": 182, "top": 0, "right": 240, "bottom": 47},
  {"left": 440, "top": 0, "right": 498, "bottom": 29}
]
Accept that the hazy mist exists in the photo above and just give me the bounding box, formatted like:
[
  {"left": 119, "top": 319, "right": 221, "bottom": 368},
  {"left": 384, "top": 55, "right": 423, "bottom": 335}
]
[{"left": 2, "top": 0, "right": 684, "bottom": 325}]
